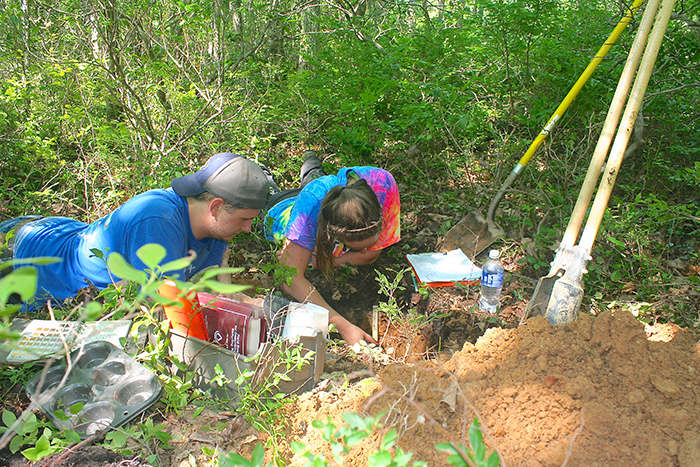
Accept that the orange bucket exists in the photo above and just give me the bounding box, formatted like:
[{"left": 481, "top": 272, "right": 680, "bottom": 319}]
[{"left": 158, "top": 280, "right": 209, "bottom": 341}]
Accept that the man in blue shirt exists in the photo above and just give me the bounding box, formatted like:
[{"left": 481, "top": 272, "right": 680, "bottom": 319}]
[{"left": 0, "top": 153, "right": 270, "bottom": 310}]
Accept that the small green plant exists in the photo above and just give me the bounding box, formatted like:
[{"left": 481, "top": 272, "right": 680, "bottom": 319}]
[
  {"left": 375, "top": 268, "right": 448, "bottom": 360},
  {"left": 260, "top": 260, "right": 298, "bottom": 288},
  {"left": 231, "top": 338, "right": 316, "bottom": 466},
  {"left": 0, "top": 409, "right": 79, "bottom": 462},
  {"left": 0, "top": 362, "right": 38, "bottom": 399},
  {"left": 374, "top": 268, "right": 409, "bottom": 324},
  {"left": 0, "top": 255, "right": 60, "bottom": 321},
  {"left": 210, "top": 363, "right": 234, "bottom": 388},
  {"left": 436, "top": 418, "right": 500, "bottom": 467},
  {"left": 104, "top": 417, "right": 173, "bottom": 466},
  {"left": 157, "top": 368, "right": 206, "bottom": 414},
  {"left": 220, "top": 442, "right": 271, "bottom": 467},
  {"left": 289, "top": 412, "right": 427, "bottom": 467},
  {"left": 452, "top": 281, "right": 472, "bottom": 297}
]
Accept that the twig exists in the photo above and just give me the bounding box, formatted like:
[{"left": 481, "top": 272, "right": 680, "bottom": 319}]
[
  {"left": 375, "top": 372, "right": 421, "bottom": 439},
  {"left": 38, "top": 431, "right": 106, "bottom": 467},
  {"left": 363, "top": 372, "right": 479, "bottom": 467},
  {"left": 560, "top": 409, "right": 585, "bottom": 467},
  {"left": 644, "top": 81, "right": 700, "bottom": 98}
]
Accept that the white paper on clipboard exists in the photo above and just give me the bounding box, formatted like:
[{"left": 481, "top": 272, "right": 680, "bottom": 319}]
[{"left": 406, "top": 249, "right": 481, "bottom": 284}]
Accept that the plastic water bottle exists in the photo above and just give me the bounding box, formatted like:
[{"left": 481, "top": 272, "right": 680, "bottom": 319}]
[{"left": 479, "top": 249, "right": 504, "bottom": 314}]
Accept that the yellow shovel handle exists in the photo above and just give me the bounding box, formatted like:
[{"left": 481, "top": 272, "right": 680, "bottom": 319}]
[
  {"left": 518, "top": 0, "right": 646, "bottom": 168},
  {"left": 487, "top": 0, "right": 646, "bottom": 222}
]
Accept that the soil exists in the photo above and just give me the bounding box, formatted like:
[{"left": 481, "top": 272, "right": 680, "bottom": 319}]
[
  {"left": 285, "top": 313, "right": 700, "bottom": 467},
  {"left": 1, "top": 207, "right": 699, "bottom": 467}
]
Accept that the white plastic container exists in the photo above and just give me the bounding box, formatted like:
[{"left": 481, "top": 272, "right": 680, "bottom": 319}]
[{"left": 281, "top": 302, "right": 330, "bottom": 341}]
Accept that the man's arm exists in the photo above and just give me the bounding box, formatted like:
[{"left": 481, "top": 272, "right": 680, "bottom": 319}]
[{"left": 130, "top": 209, "right": 229, "bottom": 277}]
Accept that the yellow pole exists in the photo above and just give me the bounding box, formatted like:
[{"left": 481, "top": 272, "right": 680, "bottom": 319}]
[
  {"left": 485, "top": 0, "right": 647, "bottom": 222},
  {"left": 517, "top": 0, "right": 647, "bottom": 167}
]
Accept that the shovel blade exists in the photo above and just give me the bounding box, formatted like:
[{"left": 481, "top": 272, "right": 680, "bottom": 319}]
[
  {"left": 526, "top": 271, "right": 583, "bottom": 325},
  {"left": 544, "top": 278, "right": 584, "bottom": 325},
  {"left": 440, "top": 211, "right": 505, "bottom": 257},
  {"left": 526, "top": 271, "right": 561, "bottom": 319}
]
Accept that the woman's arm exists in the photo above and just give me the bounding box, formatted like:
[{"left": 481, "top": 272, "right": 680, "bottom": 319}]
[{"left": 279, "top": 240, "right": 376, "bottom": 345}]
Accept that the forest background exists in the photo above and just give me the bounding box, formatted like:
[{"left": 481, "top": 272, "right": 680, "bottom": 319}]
[
  {"left": 0, "top": 0, "right": 699, "bottom": 343},
  {"left": 1, "top": 0, "right": 700, "bottom": 464}
]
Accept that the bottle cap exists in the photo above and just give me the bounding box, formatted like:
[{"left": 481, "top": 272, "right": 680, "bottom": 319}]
[{"left": 489, "top": 249, "right": 500, "bottom": 259}]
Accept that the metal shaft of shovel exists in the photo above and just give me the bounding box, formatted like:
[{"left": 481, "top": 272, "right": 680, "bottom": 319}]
[
  {"left": 440, "top": 0, "right": 645, "bottom": 258},
  {"left": 526, "top": 0, "right": 662, "bottom": 322},
  {"left": 535, "top": 0, "right": 677, "bottom": 325}
]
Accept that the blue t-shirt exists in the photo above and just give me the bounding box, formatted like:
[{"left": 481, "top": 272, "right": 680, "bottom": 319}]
[{"left": 14, "top": 188, "right": 227, "bottom": 308}]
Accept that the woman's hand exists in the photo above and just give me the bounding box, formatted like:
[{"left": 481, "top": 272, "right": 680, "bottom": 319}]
[
  {"left": 332, "top": 316, "right": 377, "bottom": 346},
  {"left": 279, "top": 240, "right": 376, "bottom": 345}
]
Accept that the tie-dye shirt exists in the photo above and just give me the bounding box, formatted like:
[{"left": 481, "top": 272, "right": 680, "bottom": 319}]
[{"left": 265, "top": 167, "right": 400, "bottom": 253}]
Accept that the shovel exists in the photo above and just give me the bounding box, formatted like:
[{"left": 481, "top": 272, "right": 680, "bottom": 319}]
[
  {"left": 439, "top": 0, "right": 646, "bottom": 258},
  {"left": 525, "top": 0, "right": 676, "bottom": 324}
]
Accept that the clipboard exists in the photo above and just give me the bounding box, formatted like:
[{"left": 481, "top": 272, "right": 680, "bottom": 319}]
[{"left": 406, "top": 249, "right": 481, "bottom": 289}]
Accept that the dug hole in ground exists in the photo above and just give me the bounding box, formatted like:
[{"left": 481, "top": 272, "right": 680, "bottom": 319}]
[{"left": 280, "top": 310, "right": 700, "bottom": 467}]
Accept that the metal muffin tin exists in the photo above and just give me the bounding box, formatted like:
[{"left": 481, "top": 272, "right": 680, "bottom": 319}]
[{"left": 26, "top": 340, "right": 163, "bottom": 438}]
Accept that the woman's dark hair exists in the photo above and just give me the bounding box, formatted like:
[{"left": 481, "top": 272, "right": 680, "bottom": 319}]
[{"left": 315, "top": 179, "right": 383, "bottom": 275}]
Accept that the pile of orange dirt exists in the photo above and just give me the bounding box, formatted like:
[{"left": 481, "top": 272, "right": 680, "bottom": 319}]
[{"left": 284, "top": 311, "right": 700, "bottom": 466}]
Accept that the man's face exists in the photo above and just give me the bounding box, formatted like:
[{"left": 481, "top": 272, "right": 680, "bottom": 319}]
[{"left": 212, "top": 207, "right": 260, "bottom": 241}]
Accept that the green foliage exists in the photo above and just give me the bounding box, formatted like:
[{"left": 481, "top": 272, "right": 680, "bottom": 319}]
[
  {"left": 0, "top": 0, "right": 699, "bottom": 461},
  {"left": 583, "top": 192, "right": 700, "bottom": 326},
  {"left": 0, "top": 245, "right": 256, "bottom": 463},
  {"left": 0, "top": 409, "right": 78, "bottom": 461},
  {"left": 220, "top": 443, "right": 271, "bottom": 467},
  {"left": 100, "top": 243, "right": 249, "bottom": 316},
  {"left": 0, "top": 362, "right": 37, "bottom": 398},
  {"left": 375, "top": 268, "right": 409, "bottom": 324},
  {"left": 231, "top": 340, "right": 316, "bottom": 465},
  {"left": 260, "top": 261, "right": 298, "bottom": 288},
  {"left": 375, "top": 268, "right": 447, "bottom": 360},
  {"left": 0, "top": 256, "right": 61, "bottom": 318},
  {"left": 0, "top": 0, "right": 696, "bottom": 330},
  {"left": 435, "top": 418, "right": 500, "bottom": 467},
  {"left": 226, "top": 414, "right": 499, "bottom": 467},
  {"left": 104, "top": 418, "right": 173, "bottom": 466},
  {"left": 290, "top": 413, "right": 427, "bottom": 467}
]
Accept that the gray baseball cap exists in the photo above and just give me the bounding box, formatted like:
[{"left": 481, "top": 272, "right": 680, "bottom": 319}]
[{"left": 171, "top": 153, "right": 270, "bottom": 210}]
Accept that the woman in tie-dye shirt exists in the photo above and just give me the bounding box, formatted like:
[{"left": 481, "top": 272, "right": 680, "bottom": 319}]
[{"left": 265, "top": 165, "right": 400, "bottom": 345}]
